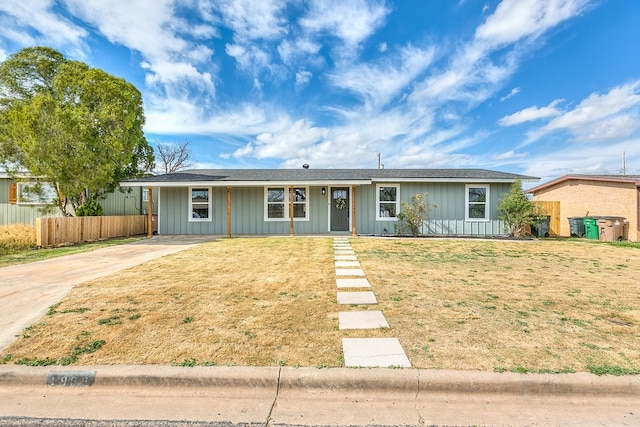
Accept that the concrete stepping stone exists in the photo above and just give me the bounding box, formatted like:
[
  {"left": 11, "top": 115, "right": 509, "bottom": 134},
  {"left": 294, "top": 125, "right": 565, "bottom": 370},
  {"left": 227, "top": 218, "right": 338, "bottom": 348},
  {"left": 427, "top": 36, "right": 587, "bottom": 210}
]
[
  {"left": 334, "top": 255, "right": 357, "bottom": 261},
  {"left": 342, "top": 338, "right": 411, "bottom": 368},
  {"left": 335, "top": 268, "right": 365, "bottom": 276},
  {"left": 335, "top": 261, "right": 360, "bottom": 267},
  {"left": 334, "top": 250, "right": 355, "bottom": 256},
  {"left": 338, "top": 310, "right": 389, "bottom": 329},
  {"left": 336, "top": 278, "right": 371, "bottom": 288},
  {"left": 337, "top": 291, "right": 377, "bottom": 305}
]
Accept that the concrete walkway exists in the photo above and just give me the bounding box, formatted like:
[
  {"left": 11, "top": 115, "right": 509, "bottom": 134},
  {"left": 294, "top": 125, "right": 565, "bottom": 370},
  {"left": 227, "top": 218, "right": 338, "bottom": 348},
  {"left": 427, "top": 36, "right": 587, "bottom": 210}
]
[
  {"left": 333, "top": 237, "right": 411, "bottom": 368},
  {"left": 0, "top": 235, "right": 216, "bottom": 351}
]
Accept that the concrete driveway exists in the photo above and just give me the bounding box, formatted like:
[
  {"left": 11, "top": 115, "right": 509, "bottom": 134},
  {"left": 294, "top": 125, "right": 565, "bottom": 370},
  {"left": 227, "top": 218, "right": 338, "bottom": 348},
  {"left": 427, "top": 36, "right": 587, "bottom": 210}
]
[{"left": 0, "top": 235, "right": 216, "bottom": 351}]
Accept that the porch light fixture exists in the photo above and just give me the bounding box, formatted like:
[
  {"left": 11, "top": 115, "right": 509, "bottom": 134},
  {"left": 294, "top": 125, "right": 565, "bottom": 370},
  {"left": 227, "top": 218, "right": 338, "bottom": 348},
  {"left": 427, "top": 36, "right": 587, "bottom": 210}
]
[{"left": 322, "top": 187, "right": 326, "bottom": 195}]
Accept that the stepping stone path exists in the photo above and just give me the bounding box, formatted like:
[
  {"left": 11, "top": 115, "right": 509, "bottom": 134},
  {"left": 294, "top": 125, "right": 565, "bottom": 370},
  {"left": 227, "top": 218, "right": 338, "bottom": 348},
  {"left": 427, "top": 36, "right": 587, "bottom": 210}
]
[{"left": 333, "top": 237, "right": 411, "bottom": 368}]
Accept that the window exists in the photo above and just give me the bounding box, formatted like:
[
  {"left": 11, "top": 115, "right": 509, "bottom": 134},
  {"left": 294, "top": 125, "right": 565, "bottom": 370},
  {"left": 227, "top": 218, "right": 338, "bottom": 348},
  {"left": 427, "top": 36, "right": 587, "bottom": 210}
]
[
  {"left": 266, "top": 187, "right": 285, "bottom": 219},
  {"left": 376, "top": 184, "right": 399, "bottom": 220},
  {"left": 17, "top": 182, "right": 56, "bottom": 205},
  {"left": 466, "top": 184, "right": 489, "bottom": 221},
  {"left": 189, "top": 187, "right": 211, "bottom": 221},
  {"left": 265, "top": 186, "right": 308, "bottom": 221},
  {"left": 142, "top": 188, "right": 149, "bottom": 202}
]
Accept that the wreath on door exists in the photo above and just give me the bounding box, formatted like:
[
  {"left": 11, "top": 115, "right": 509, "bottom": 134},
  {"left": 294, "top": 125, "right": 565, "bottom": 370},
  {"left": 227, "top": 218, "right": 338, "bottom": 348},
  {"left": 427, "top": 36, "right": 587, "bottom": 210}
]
[{"left": 335, "top": 197, "right": 347, "bottom": 210}]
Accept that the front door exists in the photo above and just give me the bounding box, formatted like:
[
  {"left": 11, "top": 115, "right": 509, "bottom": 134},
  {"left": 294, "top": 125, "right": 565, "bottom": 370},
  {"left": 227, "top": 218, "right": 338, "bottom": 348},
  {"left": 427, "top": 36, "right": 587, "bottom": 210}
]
[{"left": 331, "top": 187, "right": 349, "bottom": 231}]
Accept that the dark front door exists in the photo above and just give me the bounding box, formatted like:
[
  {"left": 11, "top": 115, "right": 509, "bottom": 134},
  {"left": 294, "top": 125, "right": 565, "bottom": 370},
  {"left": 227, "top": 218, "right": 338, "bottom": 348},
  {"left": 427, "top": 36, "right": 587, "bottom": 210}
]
[{"left": 331, "top": 187, "right": 349, "bottom": 231}]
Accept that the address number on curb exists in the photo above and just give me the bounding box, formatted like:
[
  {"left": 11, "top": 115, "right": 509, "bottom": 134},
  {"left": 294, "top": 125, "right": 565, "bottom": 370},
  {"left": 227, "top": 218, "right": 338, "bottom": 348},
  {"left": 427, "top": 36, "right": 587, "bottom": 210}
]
[{"left": 47, "top": 370, "right": 96, "bottom": 387}]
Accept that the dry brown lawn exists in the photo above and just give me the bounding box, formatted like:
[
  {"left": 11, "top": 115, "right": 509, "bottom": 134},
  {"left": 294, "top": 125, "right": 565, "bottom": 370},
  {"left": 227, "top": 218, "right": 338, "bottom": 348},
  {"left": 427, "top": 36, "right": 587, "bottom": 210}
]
[{"left": 2, "top": 237, "right": 640, "bottom": 373}]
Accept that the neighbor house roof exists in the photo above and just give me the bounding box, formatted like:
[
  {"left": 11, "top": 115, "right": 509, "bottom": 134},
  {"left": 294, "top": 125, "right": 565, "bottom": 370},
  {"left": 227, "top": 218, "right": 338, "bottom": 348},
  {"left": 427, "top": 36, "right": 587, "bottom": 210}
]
[
  {"left": 526, "top": 174, "right": 640, "bottom": 194},
  {"left": 121, "top": 168, "right": 538, "bottom": 187}
]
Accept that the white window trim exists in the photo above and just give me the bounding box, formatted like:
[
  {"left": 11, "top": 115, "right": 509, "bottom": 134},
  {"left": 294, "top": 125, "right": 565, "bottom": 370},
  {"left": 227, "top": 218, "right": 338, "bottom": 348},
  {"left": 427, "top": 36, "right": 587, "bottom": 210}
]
[
  {"left": 189, "top": 186, "right": 212, "bottom": 222},
  {"left": 465, "top": 184, "right": 490, "bottom": 221},
  {"left": 17, "top": 181, "right": 56, "bottom": 205},
  {"left": 264, "top": 186, "right": 309, "bottom": 221},
  {"left": 142, "top": 188, "right": 149, "bottom": 202},
  {"left": 376, "top": 183, "right": 400, "bottom": 221}
]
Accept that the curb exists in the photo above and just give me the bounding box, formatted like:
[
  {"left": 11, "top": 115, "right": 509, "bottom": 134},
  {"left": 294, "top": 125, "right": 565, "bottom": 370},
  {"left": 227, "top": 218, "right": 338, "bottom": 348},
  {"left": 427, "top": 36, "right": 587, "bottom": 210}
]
[{"left": 1, "top": 365, "right": 639, "bottom": 397}]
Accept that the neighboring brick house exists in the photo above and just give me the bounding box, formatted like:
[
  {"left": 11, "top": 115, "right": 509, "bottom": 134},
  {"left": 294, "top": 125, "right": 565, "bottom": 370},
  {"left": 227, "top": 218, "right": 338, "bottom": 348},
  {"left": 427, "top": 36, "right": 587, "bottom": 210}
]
[{"left": 526, "top": 175, "right": 640, "bottom": 242}]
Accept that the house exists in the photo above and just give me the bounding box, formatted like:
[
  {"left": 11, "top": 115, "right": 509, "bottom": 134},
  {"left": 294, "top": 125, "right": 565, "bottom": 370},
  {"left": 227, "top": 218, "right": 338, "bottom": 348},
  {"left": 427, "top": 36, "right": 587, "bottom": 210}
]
[
  {"left": 121, "top": 168, "right": 538, "bottom": 237},
  {"left": 526, "top": 174, "right": 640, "bottom": 242},
  {"left": 1, "top": 172, "right": 155, "bottom": 226}
]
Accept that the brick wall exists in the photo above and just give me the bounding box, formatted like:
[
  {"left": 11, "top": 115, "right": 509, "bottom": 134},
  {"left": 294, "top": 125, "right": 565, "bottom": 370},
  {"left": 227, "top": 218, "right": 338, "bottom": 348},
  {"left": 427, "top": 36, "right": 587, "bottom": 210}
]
[{"left": 532, "top": 179, "right": 639, "bottom": 241}]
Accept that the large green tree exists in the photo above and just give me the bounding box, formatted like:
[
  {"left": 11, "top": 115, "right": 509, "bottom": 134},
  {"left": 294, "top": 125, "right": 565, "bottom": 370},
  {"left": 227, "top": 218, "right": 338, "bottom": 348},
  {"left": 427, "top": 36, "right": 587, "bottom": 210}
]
[{"left": 0, "top": 46, "right": 154, "bottom": 215}]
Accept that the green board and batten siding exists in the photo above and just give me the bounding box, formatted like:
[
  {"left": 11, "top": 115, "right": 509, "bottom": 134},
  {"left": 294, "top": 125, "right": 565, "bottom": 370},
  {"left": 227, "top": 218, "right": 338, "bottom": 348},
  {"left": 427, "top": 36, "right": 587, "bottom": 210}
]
[
  {"left": 355, "top": 182, "right": 508, "bottom": 236},
  {"left": 0, "top": 179, "right": 58, "bottom": 226},
  {"left": 156, "top": 182, "right": 509, "bottom": 236}
]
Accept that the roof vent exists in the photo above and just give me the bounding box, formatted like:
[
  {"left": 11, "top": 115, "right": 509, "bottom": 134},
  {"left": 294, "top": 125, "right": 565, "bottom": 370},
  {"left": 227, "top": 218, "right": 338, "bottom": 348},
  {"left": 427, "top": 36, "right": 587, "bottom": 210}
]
[{"left": 302, "top": 164, "right": 309, "bottom": 169}]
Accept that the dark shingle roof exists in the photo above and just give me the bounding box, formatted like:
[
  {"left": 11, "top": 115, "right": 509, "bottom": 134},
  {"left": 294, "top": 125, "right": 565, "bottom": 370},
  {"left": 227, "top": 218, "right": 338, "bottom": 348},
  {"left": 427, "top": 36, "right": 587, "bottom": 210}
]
[{"left": 123, "top": 168, "right": 537, "bottom": 186}]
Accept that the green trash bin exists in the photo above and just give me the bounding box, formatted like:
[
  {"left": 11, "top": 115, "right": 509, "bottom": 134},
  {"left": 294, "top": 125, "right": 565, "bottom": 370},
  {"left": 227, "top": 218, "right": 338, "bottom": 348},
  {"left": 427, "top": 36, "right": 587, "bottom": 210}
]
[{"left": 583, "top": 217, "right": 599, "bottom": 240}]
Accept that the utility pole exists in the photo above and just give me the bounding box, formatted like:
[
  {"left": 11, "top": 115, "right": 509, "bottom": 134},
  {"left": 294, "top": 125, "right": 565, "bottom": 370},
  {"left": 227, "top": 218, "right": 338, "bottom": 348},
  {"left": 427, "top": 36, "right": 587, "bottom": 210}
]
[{"left": 622, "top": 152, "right": 626, "bottom": 176}]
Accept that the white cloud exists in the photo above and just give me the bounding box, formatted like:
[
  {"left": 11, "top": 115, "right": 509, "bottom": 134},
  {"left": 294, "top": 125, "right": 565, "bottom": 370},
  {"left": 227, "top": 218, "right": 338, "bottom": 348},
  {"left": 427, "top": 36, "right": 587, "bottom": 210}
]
[
  {"left": 330, "top": 45, "right": 435, "bottom": 111},
  {"left": 214, "top": 0, "right": 287, "bottom": 41},
  {"left": 544, "top": 81, "right": 640, "bottom": 134},
  {"left": 295, "top": 70, "right": 312, "bottom": 87},
  {"left": 475, "top": 0, "right": 590, "bottom": 48},
  {"left": 499, "top": 99, "right": 563, "bottom": 126},
  {"left": 65, "top": 0, "right": 215, "bottom": 92},
  {"left": 411, "top": 0, "right": 587, "bottom": 105},
  {"left": 378, "top": 41, "right": 388, "bottom": 52},
  {"left": 500, "top": 87, "right": 520, "bottom": 101},
  {"left": 0, "top": 0, "right": 87, "bottom": 53},
  {"left": 299, "top": 0, "right": 389, "bottom": 56},
  {"left": 277, "top": 38, "right": 322, "bottom": 66}
]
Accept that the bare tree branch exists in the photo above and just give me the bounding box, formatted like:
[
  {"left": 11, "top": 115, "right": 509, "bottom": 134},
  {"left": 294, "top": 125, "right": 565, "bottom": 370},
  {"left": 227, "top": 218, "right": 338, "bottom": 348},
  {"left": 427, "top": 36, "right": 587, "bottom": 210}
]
[{"left": 156, "top": 141, "right": 192, "bottom": 174}]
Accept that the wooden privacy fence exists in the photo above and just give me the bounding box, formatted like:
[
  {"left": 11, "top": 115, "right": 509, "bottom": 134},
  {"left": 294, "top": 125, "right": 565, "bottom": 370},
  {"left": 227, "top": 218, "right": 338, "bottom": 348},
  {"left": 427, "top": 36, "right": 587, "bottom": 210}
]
[
  {"left": 535, "top": 201, "right": 561, "bottom": 236},
  {"left": 36, "top": 215, "right": 148, "bottom": 247}
]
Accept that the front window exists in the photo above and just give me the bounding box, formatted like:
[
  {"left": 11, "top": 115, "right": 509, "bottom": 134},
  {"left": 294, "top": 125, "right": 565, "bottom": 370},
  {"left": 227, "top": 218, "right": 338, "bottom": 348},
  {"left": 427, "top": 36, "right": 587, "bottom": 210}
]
[
  {"left": 466, "top": 185, "right": 489, "bottom": 221},
  {"left": 266, "top": 187, "right": 285, "bottom": 219},
  {"left": 265, "top": 186, "right": 309, "bottom": 221},
  {"left": 17, "top": 182, "right": 56, "bottom": 204},
  {"left": 189, "top": 187, "right": 211, "bottom": 221},
  {"left": 376, "top": 184, "right": 399, "bottom": 220}
]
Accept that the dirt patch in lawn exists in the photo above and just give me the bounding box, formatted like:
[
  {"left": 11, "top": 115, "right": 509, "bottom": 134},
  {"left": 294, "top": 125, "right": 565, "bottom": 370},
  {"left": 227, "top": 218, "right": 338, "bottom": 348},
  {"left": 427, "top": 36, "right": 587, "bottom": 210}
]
[{"left": 2, "top": 237, "right": 639, "bottom": 373}]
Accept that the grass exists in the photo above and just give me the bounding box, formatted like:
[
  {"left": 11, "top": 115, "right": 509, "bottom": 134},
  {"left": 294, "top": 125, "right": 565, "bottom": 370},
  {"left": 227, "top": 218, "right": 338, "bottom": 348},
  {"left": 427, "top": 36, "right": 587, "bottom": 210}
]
[{"left": 1, "top": 236, "right": 639, "bottom": 374}]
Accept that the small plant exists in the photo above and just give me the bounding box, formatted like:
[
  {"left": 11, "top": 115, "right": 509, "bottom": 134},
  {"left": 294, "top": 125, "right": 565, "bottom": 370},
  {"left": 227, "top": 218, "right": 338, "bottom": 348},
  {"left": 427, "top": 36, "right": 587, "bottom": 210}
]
[
  {"left": 395, "top": 193, "right": 437, "bottom": 237},
  {"left": 587, "top": 363, "right": 640, "bottom": 376},
  {"left": 183, "top": 316, "right": 194, "bottom": 324}
]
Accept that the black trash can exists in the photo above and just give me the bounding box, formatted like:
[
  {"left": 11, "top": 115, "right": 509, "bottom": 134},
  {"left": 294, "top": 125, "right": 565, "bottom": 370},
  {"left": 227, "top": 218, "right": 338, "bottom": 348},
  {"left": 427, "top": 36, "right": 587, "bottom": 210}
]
[
  {"left": 568, "top": 217, "right": 585, "bottom": 237},
  {"left": 532, "top": 216, "right": 551, "bottom": 237}
]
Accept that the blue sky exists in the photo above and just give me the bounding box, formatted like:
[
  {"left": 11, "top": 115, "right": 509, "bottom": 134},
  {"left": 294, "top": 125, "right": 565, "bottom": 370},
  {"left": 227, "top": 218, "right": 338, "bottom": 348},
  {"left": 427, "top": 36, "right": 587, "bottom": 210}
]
[{"left": 1, "top": 0, "right": 639, "bottom": 182}]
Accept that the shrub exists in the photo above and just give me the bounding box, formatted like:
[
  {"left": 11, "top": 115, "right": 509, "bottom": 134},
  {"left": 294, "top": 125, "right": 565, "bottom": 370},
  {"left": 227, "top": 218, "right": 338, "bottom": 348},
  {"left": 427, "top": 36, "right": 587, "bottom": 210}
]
[
  {"left": 497, "top": 179, "right": 545, "bottom": 238},
  {"left": 395, "top": 193, "right": 437, "bottom": 237},
  {"left": 0, "top": 224, "right": 36, "bottom": 254},
  {"left": 76, "top": 199, "right": 103, "bottom": 217}
]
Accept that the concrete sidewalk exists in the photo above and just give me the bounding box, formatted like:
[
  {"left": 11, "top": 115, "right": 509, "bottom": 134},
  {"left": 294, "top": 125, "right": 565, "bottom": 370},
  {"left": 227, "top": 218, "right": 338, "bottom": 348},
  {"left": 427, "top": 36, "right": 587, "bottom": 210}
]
[
  {"left": 1, "top": 365, "right": 638, "bottom": 426},
  {"left": 0, "top": 235, "right": 217, "bottom": 351}
]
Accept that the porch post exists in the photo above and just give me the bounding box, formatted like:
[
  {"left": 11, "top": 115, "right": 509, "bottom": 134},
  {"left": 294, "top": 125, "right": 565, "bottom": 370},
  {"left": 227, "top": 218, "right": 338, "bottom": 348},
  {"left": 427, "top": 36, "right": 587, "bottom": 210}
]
[
  {"left": 226, "top": 186, "right": 232, "bottom": 237},
  {"left": 289, "top": 186, "right": 294, "bottom": 236},
  {"left": 351, "top": 185, "right": 357, "bottom": 236},
  {"left": 147, "top": 186, "right": 153, "bottom": 238}
]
